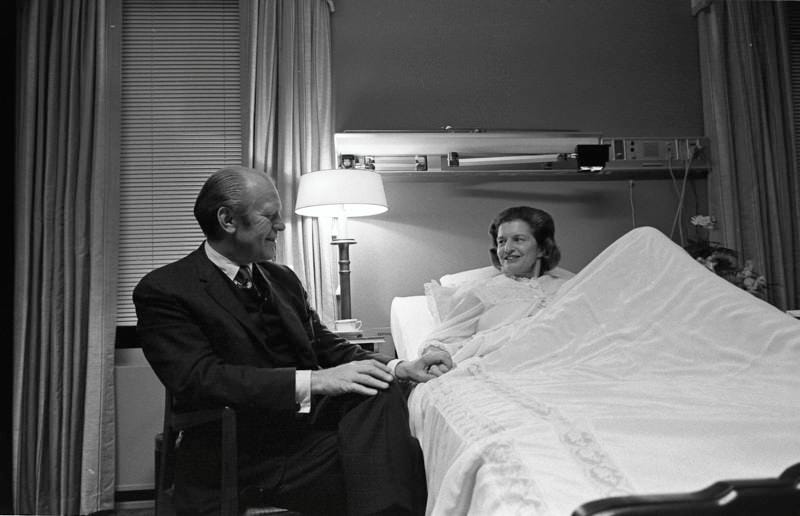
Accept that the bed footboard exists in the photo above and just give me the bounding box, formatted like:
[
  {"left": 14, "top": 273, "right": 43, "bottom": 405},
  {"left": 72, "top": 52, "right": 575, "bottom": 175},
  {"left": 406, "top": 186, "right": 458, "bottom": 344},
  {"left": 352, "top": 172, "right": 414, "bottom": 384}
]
[{"left": 572, "top": 462, "right": 800, "bottom": 516}]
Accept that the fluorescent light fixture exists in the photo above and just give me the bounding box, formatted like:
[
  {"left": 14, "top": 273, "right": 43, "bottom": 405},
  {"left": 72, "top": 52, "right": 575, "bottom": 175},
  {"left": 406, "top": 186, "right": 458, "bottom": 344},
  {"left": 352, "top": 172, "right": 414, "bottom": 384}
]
[
  {"left": 452, "top": 154, "right": 563, "bottom": 167},
  {"left": 335, "top": 131, "right": 602, "bottom": 155}
]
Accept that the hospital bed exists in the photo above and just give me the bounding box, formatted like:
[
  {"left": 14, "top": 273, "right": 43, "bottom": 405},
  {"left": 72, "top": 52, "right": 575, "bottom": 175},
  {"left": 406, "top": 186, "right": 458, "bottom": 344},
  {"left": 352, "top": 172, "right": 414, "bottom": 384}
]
[{"left": 390, "top": 227, "right": 800, "bottom": 515}]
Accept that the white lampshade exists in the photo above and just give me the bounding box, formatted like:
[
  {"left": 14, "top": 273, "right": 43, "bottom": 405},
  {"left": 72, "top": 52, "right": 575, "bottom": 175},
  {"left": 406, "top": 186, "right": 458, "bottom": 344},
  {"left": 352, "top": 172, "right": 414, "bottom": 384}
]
[{"left": 295, "top": 169, "right": 388, "bottom": 218}]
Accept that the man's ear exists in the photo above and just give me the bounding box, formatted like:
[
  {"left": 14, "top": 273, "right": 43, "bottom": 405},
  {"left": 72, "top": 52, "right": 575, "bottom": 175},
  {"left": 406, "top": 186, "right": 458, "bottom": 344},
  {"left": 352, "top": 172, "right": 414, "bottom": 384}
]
[{"left": 217, "top": 206, "right": 237, "bottom": 234}]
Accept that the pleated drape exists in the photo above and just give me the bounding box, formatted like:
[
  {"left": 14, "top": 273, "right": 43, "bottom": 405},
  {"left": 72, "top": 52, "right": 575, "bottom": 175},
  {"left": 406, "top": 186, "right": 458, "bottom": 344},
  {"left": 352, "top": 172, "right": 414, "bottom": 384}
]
[
  {"left": 243, "top": 0, "right": 338, "bottom": 322},
  {"left": 694, "top": 0, "right": 800, "bottom": 309},
  {"left": 14, "top": 0, "right": 118, "bottom": 513}
]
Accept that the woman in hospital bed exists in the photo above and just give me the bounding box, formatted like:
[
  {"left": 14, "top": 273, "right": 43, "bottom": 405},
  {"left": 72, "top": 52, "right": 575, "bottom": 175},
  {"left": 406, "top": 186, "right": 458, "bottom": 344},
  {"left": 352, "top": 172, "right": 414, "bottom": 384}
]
[
  {"left": 420, "top": 206, "right": 574, "bottom": 368},
  {"left": 407, "top": 222, "right": 800, "bottom": 515}
]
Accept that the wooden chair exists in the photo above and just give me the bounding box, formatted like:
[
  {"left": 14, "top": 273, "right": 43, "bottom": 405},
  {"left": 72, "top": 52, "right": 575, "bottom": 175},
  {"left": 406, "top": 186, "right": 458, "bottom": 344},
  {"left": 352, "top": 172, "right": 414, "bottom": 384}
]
[
  {"left": 154, "top": 392, "right": 293, "bottom": 516},
  {"left": 572, "top": 462, "right": 800, "bottom": 516}
]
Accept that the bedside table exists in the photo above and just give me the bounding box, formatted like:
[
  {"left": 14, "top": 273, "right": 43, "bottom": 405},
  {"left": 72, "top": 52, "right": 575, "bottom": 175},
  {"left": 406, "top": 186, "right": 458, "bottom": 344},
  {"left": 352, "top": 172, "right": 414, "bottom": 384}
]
[
  {"left": 347, "top": 335, "right": 385, "bottom": 353},
  {"left": 335, "top": 328, "right": 395, "bottom": 356}
]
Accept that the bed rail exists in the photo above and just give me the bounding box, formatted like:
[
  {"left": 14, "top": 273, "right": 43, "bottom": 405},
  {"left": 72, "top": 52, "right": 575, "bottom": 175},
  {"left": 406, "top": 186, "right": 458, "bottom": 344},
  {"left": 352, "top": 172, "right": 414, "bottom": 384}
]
[{"left": 572, "top": 462, "right": 800, "bottom": 516}]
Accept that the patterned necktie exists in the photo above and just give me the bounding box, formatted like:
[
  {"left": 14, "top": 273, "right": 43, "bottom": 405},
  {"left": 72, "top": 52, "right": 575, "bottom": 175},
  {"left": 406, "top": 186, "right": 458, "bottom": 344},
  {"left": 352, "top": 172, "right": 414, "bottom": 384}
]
[
  {"left": 236, "top": 265, "right": 272, "bottom": 303},
  {"left": 234, "top": 265, "right": 254, "bottom": 290}
]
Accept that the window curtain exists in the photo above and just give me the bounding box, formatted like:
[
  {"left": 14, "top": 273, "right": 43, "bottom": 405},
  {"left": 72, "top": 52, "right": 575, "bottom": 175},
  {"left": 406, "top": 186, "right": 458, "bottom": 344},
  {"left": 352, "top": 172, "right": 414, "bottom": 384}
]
[
  {"left": 14, "top": 0, "right": 118, "bottom": 514},
  {"left": 693, "top": 0, "right": 800, "bottom": 310},
  {"left": 243, "top": 0, "right": 338, "bottom": 322}
]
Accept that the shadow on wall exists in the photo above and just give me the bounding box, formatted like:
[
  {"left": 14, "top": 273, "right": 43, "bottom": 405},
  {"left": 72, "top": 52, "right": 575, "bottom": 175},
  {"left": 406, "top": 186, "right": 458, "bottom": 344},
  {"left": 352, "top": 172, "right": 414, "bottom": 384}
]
[{"left": 450, "top": 182, "right": 618, "bottom": 212}]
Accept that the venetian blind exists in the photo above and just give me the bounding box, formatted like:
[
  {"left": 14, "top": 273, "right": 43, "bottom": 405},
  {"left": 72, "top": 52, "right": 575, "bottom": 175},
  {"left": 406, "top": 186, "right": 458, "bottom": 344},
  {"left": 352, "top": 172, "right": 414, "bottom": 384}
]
[
  {"left": 790, "top": 2, "right": 800, "bottom": 171},
  {"left": 118, "top": 0, "right": 243, "bottom": 325}
]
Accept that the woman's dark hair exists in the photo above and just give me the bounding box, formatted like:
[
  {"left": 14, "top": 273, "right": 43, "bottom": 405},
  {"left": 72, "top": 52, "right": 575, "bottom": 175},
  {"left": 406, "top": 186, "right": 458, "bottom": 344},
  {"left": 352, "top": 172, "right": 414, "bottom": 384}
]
[{"left": 488, "top": 206, "right": 561, "bottom": 274}]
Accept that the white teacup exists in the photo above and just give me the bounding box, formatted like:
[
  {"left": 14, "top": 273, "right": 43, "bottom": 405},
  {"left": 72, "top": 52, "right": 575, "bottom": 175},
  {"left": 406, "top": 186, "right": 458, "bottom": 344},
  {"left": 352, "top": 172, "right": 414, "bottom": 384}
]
[{"left": 333, "top": 318, "right": 362, "bottom": 333}]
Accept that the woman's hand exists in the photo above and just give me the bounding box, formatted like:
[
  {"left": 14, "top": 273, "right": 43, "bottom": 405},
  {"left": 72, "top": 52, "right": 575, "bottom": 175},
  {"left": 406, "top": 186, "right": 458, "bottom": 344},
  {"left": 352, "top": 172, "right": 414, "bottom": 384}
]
[{"left": 395, "top": 350, "right": 455, "bottom": 383}]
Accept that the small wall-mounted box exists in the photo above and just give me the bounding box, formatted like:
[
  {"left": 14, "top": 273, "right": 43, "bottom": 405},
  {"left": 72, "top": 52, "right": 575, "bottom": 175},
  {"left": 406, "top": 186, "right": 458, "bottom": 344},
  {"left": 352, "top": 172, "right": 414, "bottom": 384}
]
[{"left": 602, "top": 137, "right": 709, "bottom": 170}]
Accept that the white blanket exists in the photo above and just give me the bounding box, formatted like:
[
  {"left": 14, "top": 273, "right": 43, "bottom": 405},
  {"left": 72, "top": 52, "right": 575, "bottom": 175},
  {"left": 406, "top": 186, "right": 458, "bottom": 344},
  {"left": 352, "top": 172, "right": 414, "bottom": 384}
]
[{"left": 407, "top": 226, "right": 800, "bottom": 515}]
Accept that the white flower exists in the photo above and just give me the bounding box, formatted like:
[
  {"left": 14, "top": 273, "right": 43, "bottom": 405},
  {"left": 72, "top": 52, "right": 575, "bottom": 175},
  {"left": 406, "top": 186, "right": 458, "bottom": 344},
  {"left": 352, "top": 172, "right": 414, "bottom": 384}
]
[
  {"left": 690, "top": 215, "right": 716, "bottom": 229},
  {"left": 697, "top": 256, "right": 716, "bottom": 271}
]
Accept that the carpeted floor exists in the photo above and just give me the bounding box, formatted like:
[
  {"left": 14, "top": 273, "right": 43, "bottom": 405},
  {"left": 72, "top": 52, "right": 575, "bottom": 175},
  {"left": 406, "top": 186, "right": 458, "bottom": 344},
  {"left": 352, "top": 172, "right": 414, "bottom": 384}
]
[{"left": 112, "top": 506, "right": 298, "bottom": 516}]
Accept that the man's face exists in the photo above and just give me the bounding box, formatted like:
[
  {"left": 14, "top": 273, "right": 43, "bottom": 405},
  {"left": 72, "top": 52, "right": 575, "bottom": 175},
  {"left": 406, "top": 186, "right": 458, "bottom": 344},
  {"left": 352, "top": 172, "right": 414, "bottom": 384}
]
[{"left": 232, "top": 177, "right": 286, "bottom": 263}]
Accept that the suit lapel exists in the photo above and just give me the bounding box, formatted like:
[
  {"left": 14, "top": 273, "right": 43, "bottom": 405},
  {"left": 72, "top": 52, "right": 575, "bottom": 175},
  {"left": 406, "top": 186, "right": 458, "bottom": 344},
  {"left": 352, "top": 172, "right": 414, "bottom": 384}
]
[
  {"left": 193, "top": 247, "right": 264, "bottom": 340},
  {"left": 191, "top": 247, "right": 318, "bottom": 367}
]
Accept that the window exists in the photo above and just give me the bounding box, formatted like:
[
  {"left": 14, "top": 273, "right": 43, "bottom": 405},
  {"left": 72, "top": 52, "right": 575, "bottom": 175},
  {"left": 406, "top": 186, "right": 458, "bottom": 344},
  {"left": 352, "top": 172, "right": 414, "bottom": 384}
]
[
  {"left": 117, "top": 0, "right": 243, "bottom": 325},
  {"left": 789, "top": 2, "right": 800, "bottom": 172}
]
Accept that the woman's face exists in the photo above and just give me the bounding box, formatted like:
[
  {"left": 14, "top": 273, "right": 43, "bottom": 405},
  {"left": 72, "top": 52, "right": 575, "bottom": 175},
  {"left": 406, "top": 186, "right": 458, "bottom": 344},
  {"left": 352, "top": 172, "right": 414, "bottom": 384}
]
[{"left": 496, "top": 219, "right": 543, "bottom": 278}]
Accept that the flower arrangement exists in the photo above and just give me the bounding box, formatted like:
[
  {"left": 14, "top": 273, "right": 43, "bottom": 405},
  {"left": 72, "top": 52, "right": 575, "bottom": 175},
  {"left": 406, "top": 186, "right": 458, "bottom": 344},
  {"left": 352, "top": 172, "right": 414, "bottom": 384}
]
[{"left": 685, "top": 215, "right": 767, "bottom": 298}]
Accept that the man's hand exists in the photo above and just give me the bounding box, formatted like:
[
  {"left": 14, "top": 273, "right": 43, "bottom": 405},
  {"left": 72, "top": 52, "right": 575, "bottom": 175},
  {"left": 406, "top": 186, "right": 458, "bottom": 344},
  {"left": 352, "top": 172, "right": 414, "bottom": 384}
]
[
  {"left": 311, "top": 359, "right": 394, "bottom": 396},
  {"left": 395, "top": 350, "right": 454, "bottom": 383}
]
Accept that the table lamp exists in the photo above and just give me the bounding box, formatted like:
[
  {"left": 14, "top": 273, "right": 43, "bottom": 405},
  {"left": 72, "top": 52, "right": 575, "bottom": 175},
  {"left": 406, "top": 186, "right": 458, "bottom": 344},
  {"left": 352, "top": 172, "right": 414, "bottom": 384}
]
[{"left": 294, "top": 168, "right": 388, "bottom": 319}]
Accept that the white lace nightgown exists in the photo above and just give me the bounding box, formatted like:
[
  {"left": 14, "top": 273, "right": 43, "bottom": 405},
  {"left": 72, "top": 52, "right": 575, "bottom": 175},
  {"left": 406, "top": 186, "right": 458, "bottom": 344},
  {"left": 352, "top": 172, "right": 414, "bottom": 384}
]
[{"left": 420, "top": 267, "right": 574, "bottom": 361}]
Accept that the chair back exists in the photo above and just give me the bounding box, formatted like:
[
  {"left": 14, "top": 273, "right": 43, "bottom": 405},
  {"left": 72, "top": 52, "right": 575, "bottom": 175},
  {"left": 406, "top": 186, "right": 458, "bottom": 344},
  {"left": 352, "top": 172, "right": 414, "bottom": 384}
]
[{"left": 154, "top": 391, "right": 238, "bottom": 516}]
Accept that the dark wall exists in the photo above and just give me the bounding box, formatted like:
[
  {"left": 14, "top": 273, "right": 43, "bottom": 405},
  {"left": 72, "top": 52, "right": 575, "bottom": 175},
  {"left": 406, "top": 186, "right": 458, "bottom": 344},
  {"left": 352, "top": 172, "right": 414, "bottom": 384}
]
[
  {"left": 331, "top": 0, "right": 702, "bottom": 135},
  {"left": 329, "top": 0, "right": 705, "bottom": 330}
]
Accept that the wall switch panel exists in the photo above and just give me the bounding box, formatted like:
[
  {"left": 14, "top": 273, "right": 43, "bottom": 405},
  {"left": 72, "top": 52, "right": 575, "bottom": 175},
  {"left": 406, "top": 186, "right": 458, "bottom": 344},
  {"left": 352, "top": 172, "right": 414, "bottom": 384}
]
[{"left": 602, "top": 137, "right": 708, "bottom": 170}]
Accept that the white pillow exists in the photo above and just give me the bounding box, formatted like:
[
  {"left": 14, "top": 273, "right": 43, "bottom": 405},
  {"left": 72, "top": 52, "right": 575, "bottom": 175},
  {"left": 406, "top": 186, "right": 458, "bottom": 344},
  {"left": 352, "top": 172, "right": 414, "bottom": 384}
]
[
  {"left": 423, "top": 280, "right": 455, "bottom": 325},
  {"left": 390, "top": 295, "right": 433, "bottom": 361},
  {"left": 438, "top": 266, "right": 498, "bottom": 287}
]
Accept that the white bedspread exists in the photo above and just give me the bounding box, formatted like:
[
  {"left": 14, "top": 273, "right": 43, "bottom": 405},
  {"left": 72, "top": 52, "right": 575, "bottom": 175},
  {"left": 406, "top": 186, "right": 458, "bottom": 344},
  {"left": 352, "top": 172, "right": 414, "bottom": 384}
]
[{"left": 406, "top": 226, "right": 800, "bottom": 515}]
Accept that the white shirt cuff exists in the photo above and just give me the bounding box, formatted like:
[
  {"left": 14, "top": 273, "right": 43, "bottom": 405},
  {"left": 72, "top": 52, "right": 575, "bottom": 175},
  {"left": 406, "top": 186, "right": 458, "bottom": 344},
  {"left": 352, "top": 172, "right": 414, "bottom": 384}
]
[
  {"left": 387, "top": 358, "right": 403, "bottom": 378},
  {"left": 296, "top": 370, "right": 311, "bottom": 413}
]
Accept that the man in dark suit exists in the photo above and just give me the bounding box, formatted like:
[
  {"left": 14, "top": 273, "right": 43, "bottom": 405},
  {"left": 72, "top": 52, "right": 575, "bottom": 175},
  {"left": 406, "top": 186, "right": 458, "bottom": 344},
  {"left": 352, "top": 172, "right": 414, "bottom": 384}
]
[{"left": 134, "top": 166, "right": 452, "bottom": 516}]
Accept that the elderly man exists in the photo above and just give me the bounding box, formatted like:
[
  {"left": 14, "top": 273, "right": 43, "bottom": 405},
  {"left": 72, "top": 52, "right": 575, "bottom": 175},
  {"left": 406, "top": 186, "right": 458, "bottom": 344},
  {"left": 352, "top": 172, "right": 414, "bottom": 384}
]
[{"left": 134, "top": 166, "right": 451, "bottom": 515}]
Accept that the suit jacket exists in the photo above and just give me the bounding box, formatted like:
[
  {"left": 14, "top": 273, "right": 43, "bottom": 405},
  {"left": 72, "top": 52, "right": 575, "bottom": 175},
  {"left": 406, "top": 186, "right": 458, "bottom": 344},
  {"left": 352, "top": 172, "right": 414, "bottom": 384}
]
[{"left": 134, "top": 244, "right": 389, "bottom": 419}]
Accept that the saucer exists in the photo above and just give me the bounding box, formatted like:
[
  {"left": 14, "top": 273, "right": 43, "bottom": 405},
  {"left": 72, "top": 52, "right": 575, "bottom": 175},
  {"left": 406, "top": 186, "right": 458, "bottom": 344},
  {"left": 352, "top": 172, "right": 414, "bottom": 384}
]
[{"left": 335, "top": 330, "right": 363, "bottom": 339}]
